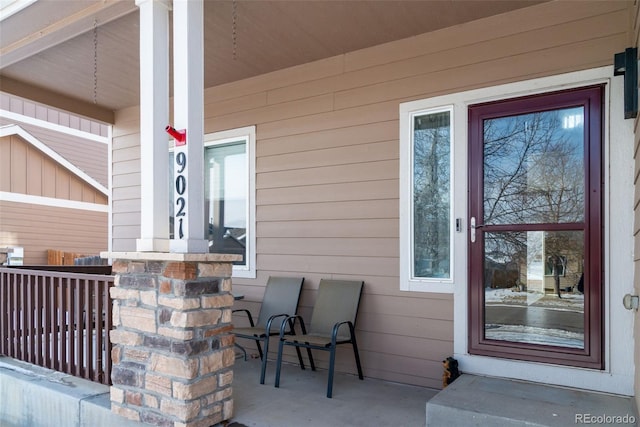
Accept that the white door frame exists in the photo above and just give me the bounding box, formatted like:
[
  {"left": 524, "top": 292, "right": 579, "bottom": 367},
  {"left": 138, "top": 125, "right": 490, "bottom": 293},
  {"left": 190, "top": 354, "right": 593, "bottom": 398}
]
[{"left": 455, "top": 67, "right": 635, "bottom": 395}]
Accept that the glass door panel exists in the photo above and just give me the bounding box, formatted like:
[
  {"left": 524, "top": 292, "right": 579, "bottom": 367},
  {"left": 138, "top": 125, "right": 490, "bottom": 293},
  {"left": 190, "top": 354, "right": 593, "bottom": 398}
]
[
  {"left": 483, "top": 108, "right": 585, "bottom": 225},
  {"left": 484, "top": 231, "right": 584, "bottom": 349}
]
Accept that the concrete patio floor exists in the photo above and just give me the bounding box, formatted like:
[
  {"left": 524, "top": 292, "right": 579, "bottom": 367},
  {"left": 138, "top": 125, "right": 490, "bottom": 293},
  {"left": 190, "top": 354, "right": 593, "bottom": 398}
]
[
  {"left": 2, "top": 353, "right": 635, "bottom": 427},
  {"left": 227, "top": 355, "right": 438, "bottom": 427}
]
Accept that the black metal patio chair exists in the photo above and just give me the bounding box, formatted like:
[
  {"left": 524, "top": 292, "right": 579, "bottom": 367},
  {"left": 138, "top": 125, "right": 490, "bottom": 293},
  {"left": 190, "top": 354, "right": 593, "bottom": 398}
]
[
  {"left": 233, "top": 276, "right": 305, "bottom": 384},
  {"left": 274, "top": 279, "right": 364, "bottom": 398}
]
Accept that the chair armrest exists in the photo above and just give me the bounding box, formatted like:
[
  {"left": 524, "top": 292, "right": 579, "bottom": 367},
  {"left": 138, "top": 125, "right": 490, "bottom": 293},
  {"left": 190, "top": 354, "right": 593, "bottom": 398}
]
[
  {"left": 265, "top": 313, "right": 290, "bottom": 334},
  {"left": 331, "top": 320, "right": 355, "bottom": 345},
  {"left": 232, "top": 308, "right": 255, "bottom": 327},
  {"left": 278, "top": 314, "right": 307, "bottom": 338}
]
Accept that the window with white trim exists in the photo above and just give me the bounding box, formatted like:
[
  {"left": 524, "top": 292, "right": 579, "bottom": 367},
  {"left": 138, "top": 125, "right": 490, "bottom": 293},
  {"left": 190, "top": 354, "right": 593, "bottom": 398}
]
[
  {"left": 170, "top": 126, "right": 256, "bottom": 278},
  {"left": 400, "top": 106, "right": 454, "bottom": 292}
]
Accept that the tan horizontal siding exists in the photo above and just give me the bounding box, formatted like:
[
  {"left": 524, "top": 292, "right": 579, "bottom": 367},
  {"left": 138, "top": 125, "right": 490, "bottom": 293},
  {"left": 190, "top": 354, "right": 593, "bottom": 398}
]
[
  {"left": 0, "top": 200, "right": 107, "bottom": 264},
  {"left": 258, "top": 237, "right": 397, "bottom": 258},
  {"left": 258, "top": 199, "right": 397, "bottom": 221},
  {"left": 0, "top": 93, "right": 109, "bottom": 137},
  {"left": 206, "top": 55, "right": 345, "bottom": 103},
  {"left": 336, "top": 34, "right": 625, "bottom": 111},
  {"left": 112, "top": 199, "right": 140, "bottom": 215},
  {"left": 111, "top": 0, "right": 629, "bottom": 388},
  {"left": 360, "top": 353, "right": 445, "bottom": 390},
  {"left": 258, "top": 179, "right": 398, "bottom": 205},
  {"left": 259, "top": 219, "right": 398, "bottom": 239},
  {"left": 258, "top": 121, "right": 398, "bottom": 157},
  {"left": 205, "top": 93, "right": 335, "bottom": 131},
  {"left": 110, "top": 106, "right": 141, "bottom": 258},
  {"left": 257, "top": 254, "right": 397, "bottom": 277},
  {"left": 270, "top": 9, "right": 627, "bottom": 107},
  {"left": 357, "top": 331, "right": 449, "bottom": 361},
  {"left": 112, "top": 159, "right": 140, "bottom": 176},
  {"left": 257, "top": 140, "right": 397, "bottom": 175},
  {"left": 112, "top": 172, "right": 140, "bottom": 189},
  {"left": 343, "top": 0, "right": 626, "bottom": 72},
  {"left": 112, "top": 238, "right": 137, "bottom": 252},
  {"left": 112, "top": 224, "right": 141, "bottom": 239},
  {"left": 257, "top": 101, "right": 398, "bottom": 141},
  {"left": 204, "top": 92, "right": 268, "bottom": 118}
]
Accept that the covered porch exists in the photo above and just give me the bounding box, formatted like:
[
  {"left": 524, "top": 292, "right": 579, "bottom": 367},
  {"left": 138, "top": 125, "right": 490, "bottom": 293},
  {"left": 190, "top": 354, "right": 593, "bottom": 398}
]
[{"left": 1, "top": 1, "right": 639, "bottom": 426}]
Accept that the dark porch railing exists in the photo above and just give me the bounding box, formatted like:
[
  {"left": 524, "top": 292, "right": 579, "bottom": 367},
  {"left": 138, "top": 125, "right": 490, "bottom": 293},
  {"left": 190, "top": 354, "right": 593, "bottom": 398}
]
[{"left": 0, "top": 266, "right": 114, "bottom": 385}]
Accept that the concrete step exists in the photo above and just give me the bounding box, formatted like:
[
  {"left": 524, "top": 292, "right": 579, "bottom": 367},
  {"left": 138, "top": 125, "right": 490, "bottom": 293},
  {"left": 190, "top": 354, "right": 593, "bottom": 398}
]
[{"left": 426, "top": 374, "right": 638, "bottom": 427}]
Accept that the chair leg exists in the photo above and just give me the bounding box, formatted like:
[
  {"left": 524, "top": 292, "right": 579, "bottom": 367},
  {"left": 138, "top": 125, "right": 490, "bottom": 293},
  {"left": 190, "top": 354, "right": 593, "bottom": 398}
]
[
  {"left": 352, "top": 339, "right": 364, "bottom": 380},
  {"left": 294, "top": 345, "right": 306, "bottom": 370},
  {"left": 259, "top": 337, "right": 269, "bottom": 385},
  {"left": 307, "top": 347, "right": 316, "bottom": 371},
  {"left": 256, "top": 339, "right": 264, "bottom": 360},
  {"left": 327, "top": 346, "right": 336, "bottom": 398},
  {"left": 274, "top": 338, "right": 285, "bottom": 388}
]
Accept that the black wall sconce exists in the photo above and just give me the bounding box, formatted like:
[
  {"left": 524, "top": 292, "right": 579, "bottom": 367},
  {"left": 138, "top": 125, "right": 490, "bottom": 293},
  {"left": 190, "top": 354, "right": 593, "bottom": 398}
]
[{"left": 614, "top": 47, "right": 638, "bottom": 119}]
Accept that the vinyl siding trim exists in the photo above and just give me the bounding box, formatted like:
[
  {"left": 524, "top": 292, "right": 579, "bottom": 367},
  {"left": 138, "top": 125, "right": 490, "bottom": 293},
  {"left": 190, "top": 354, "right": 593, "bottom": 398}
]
[
  {"left": 0, "top": 191, "right": 108, "bottom": 212},
  {"left": 0, "top": 109, "right": 109, "bottom": 143}
]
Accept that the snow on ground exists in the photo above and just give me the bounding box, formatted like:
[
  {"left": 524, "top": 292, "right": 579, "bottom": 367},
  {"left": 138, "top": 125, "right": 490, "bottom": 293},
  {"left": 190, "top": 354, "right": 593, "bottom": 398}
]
[
  {"left": 485, "top": 288, "right": 584, "bottom": 312},
  {"left": 484, "top": 288, "right": 585, "bottom": 348},
  {"left": 485, "top": 324, "right": 584, "bottom": 349}
]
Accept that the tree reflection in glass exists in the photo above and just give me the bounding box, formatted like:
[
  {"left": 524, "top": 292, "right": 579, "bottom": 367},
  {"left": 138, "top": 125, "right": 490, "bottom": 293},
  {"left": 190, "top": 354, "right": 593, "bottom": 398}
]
[
  {"left": 482, "top": 107, "right": 585, "bottom": 349},
  {"left": 484, "top": 108, "right": 584, "bottom": 225},
  {"left": 413, "top": 110, "right": 451, "bottom": 279}
]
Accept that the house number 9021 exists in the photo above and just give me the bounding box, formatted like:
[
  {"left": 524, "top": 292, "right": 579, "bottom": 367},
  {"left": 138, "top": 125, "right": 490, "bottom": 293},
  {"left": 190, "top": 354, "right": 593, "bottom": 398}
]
[{"left": 175, "top": 151, "right": 187, "bottom": 239}]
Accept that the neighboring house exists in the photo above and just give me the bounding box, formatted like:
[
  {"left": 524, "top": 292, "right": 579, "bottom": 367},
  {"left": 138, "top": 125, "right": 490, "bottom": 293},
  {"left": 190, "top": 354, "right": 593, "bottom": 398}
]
[
  {"left": 0, "top": 95, "right": 109, "bottom": 264},
  {"left": 0, "top": 0, "right": 638, "bottom": 413}
]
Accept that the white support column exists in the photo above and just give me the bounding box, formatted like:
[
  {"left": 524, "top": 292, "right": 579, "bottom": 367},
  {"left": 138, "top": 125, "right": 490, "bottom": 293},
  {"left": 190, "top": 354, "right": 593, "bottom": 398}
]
[
  {"left": 135, "top": 0, "right": 170, "bottom": 253},
  {"left": 170, "top": 0, "right": 208, "bottom": 253}
]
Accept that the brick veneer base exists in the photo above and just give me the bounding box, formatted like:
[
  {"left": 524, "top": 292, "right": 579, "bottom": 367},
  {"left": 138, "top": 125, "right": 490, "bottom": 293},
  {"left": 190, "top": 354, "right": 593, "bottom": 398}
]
[{"left": 108, "top": 256, "right": 237, "bottom": 427}]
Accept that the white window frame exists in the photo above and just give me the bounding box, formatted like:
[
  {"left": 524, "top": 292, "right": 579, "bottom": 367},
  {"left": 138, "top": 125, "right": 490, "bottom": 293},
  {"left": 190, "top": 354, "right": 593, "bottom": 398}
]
[
  {"left": 399, "top": 105, "right": 459, "bottom": 293},
  {"left": 203, "top": 125, "right": 256, "bottom": 279}
]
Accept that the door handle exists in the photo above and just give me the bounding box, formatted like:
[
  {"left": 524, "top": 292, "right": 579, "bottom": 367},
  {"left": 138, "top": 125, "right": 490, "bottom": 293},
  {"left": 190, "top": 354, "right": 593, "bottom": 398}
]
[{"left": 470, "top": 217, "right": 485, "bottom": 243}]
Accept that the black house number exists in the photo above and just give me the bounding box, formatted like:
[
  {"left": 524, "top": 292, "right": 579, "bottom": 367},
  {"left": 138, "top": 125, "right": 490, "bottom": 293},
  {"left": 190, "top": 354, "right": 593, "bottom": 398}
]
[{"left": 175, "top": 151, "right": 187, "bottom": 239}]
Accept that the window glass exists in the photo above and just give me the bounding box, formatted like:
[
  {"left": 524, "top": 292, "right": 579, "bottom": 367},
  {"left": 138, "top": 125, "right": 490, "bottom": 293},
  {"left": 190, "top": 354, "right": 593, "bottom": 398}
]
[
  {"left": 483, "top": 230, "right": 584, "bottom": 348},
  {"left": 483, "top": 107, "right": 585, "bottom": 225},
  {"left": 204, "top": 141, "right": 247, "bottom": 266},
  {"left": 412, "top": 110, "right": 451, "bottom": 279}
]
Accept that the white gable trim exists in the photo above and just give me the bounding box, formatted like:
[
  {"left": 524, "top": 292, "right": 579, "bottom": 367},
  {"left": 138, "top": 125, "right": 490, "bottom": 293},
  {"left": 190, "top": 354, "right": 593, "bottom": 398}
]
[
  {"left": 0, "top": 110, "right": 108, "bottom": 144},
  {"left": 0, "top": 191, "right": 108, "bottom": 212},
  {"left": 0, "top": 124, "right": 108, "bottom": 196},
  {"left": 0, "top": 0, "right": 37, "bottom": 21}
]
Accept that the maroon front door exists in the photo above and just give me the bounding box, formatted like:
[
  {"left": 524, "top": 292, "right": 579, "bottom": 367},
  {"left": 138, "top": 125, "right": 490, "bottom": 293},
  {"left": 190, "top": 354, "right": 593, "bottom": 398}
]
[{"left": 468, "top": 85, "right": 604, "bottom": 369}]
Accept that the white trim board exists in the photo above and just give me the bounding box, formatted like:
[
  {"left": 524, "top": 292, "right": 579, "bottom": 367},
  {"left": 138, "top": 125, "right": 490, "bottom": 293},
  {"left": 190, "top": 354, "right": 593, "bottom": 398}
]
[
  {"left": 0, "top": 191, "right": 108, "bottom": 212},
  {"left": 0, "top": 0, "right": 37, "bottom": 21},
  {"left": 0, "top": 124, "right": 108, "bottom": 196},
  {"left": 0, "top": 110, "right": 108, "bottom": 144}
]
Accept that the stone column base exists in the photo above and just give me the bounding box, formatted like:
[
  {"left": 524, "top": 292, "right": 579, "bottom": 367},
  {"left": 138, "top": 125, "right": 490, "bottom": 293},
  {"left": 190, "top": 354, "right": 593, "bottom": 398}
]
[{"left": 105, "top": 252, "right": 240, "bottom": 427}]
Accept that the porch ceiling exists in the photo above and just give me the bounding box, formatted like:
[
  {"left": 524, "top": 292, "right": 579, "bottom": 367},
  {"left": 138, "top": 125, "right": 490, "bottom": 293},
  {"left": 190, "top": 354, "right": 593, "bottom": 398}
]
[{"left": 0, "top": 0, "right": 546, "bottom": 122}]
